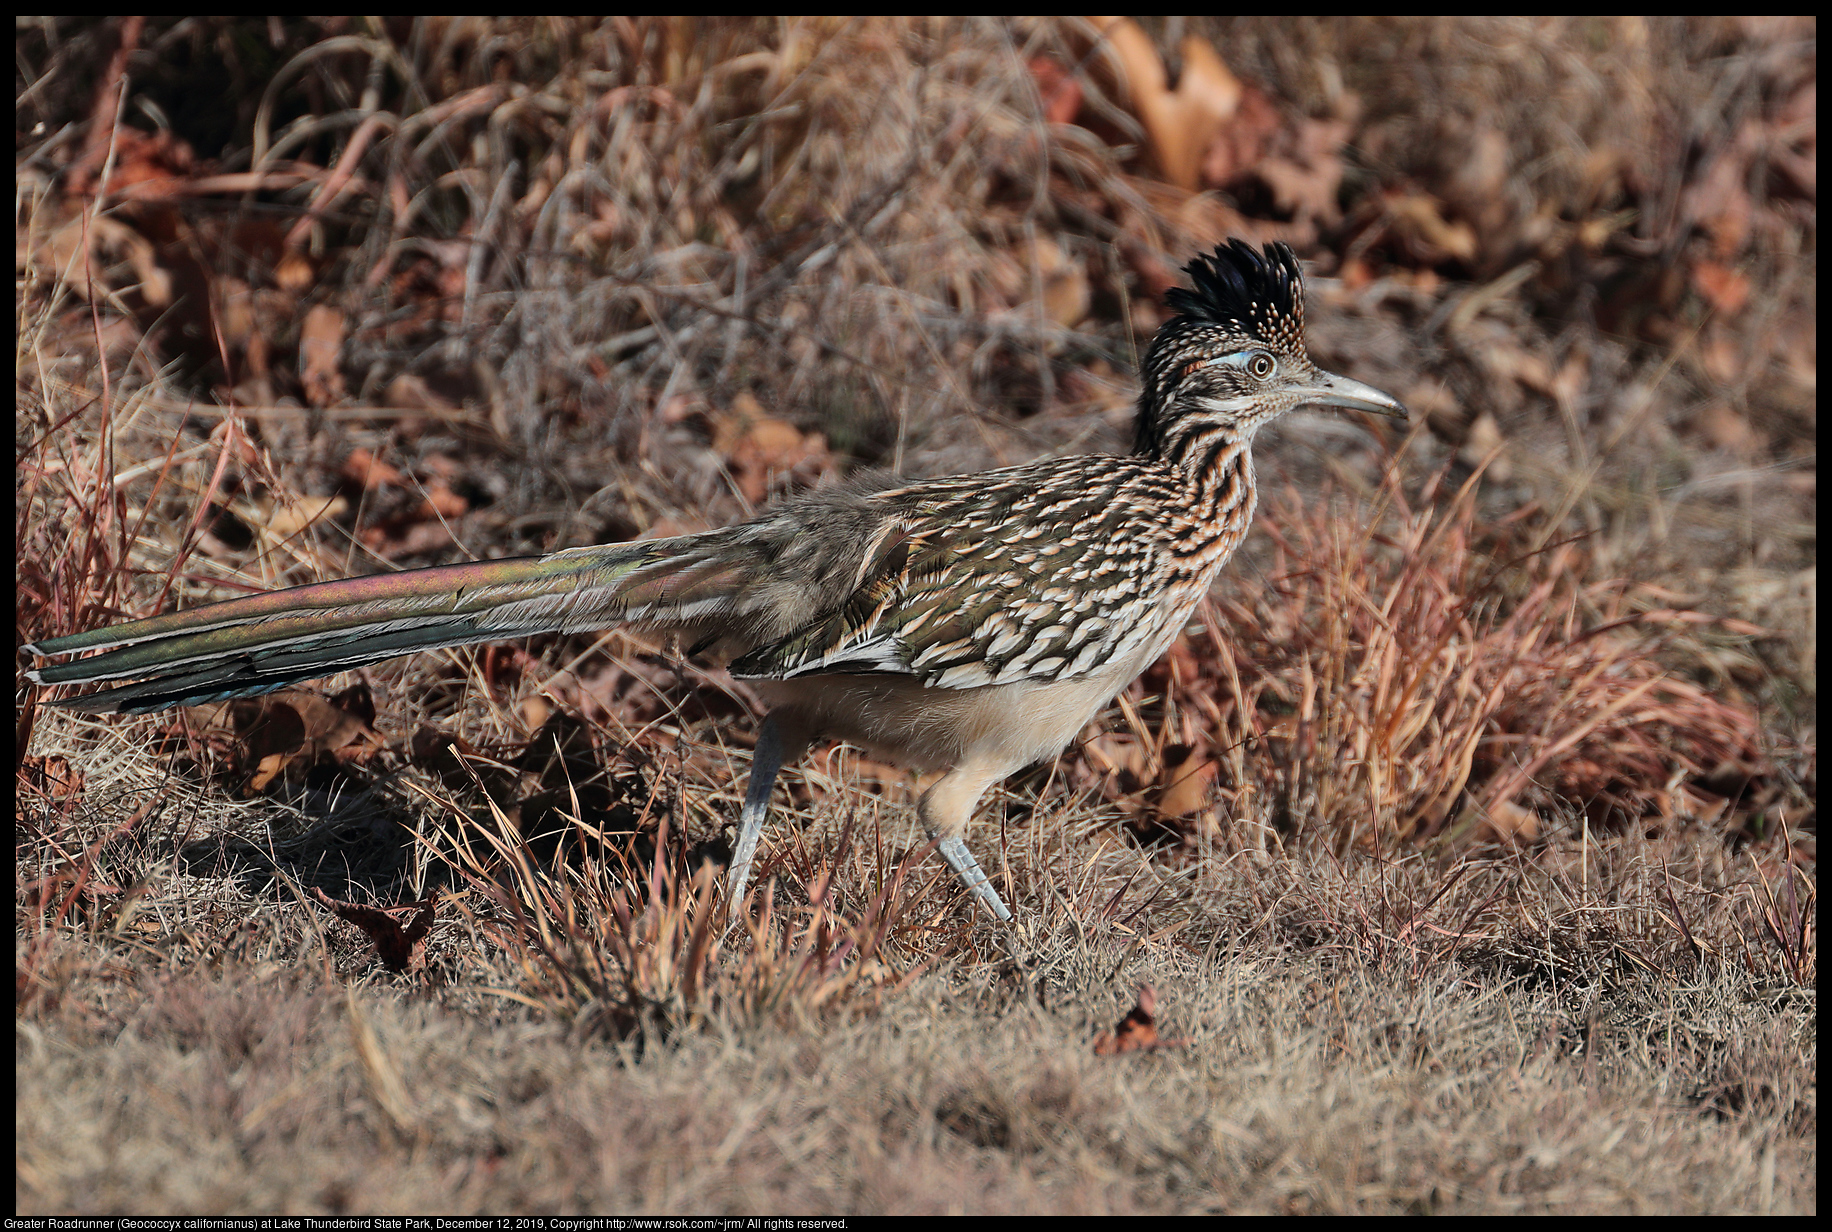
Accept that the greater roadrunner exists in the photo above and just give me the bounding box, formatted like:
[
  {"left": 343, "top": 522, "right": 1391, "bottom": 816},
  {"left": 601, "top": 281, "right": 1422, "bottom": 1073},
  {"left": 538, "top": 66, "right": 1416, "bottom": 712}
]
[{"left": 28, "top": 240, "right": 1404, "bottom": 920}]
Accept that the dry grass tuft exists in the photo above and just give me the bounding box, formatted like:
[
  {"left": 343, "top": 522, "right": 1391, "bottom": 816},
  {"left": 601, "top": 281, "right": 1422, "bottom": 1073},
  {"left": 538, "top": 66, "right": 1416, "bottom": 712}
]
[
  {"left": 416, "top": 760, "right": 938, "bottom": 1041},
  {"left": 1223, "top": 464, "right": 1779, "bottom": 844}
]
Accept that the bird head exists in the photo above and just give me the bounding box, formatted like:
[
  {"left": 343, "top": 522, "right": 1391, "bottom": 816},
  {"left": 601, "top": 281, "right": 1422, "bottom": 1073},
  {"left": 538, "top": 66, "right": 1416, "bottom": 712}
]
[{"left": 1134, "top": 240, "right": 1405, "bottom": 464}]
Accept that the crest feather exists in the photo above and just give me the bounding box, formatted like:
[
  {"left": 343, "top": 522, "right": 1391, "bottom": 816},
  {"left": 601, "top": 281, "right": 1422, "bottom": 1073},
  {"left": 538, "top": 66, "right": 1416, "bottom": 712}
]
[{"left": 1163, "top": 240, "right": 1304, "bottom": 341}]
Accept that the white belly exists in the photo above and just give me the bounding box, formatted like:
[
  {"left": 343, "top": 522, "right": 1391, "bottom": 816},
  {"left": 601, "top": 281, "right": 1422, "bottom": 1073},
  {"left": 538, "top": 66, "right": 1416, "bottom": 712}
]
[{"left": 755, "top": 618, "right": 1175, "bottom": 779}]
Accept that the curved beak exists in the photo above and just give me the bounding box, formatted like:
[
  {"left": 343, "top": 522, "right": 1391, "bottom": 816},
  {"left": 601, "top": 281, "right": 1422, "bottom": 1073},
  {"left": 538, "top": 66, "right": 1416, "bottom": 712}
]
[{"left": 1296, "top": 369, "right": 1408, "bottom": 419}]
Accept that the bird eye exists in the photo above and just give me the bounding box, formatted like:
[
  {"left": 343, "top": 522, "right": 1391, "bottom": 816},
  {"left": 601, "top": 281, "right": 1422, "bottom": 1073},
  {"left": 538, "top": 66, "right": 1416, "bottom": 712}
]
[{"left": 1247, "top": 352, "right": 1276, "bottom": 380}]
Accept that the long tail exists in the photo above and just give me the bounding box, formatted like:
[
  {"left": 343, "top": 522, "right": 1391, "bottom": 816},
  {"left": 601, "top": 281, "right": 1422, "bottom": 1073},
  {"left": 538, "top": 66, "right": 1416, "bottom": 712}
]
[{"left": 26, "top": 532, "right": 765, "bottom": 714}]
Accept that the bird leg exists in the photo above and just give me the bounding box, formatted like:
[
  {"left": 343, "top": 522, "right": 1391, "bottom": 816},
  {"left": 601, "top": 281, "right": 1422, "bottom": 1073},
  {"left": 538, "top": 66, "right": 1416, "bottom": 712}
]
[
  {"left": 918, "top": 760, "right": 1014, "bottom": 921},
  {"left": 728, "top": 710, "right": 812, "bottom": 914},
  {"left": 730, "top": 717, "right": 1013, "bottom": 923},
  {"left": 936, "top": 837, "right": 1011, "bottom": 921}
]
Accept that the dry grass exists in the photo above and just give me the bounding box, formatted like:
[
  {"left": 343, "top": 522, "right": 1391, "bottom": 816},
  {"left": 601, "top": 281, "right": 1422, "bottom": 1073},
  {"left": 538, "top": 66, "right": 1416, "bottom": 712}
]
[
  {"left": 15, "top": 816, "right": 1815, "bottom": 1212},
  {"left": 16, "top": 16, "right": 1815, "bottom": 1216}
]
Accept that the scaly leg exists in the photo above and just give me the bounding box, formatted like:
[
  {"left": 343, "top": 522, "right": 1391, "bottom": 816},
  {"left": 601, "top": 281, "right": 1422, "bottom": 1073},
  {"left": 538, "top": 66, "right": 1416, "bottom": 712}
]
[
  {"left": 936, "top": 836, "right": 1012, "bottom": 921},
  {"left": 728, "top": 711, "right": 811, "bottom": 915},
  {"left": 918, "top": 759, "right": 1014, "bottom": 921}
]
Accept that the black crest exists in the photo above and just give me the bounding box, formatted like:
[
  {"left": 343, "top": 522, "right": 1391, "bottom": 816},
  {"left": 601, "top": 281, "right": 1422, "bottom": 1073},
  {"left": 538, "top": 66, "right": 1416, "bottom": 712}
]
[{"left": 1163, "top": 240, "right": 1305, "bottom": 349}]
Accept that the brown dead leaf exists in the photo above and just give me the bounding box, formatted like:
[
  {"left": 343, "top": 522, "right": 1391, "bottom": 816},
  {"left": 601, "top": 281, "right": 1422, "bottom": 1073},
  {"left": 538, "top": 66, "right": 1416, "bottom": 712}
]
[
  {"left": 1338, "top": 255, "right": 1374, "bottom": 290},
  {"left": 274, "top": 249, "right": 315, "bottom": 292},
  {"left": 1383, "top": 191, "right": 1479, "bottom": 265},
  {"left": 69, "top": 124, "right": 195, "bottom": 201},
  {"left": 413, "top": 483, "right": 470, "bottom": 522},
  {"left": 327, "top": 681, "right": 379, "bottom": 734},
  {"left": 1693, "top": 402, "right": 1762, "bottom": 453},
  {"left": 713, "top": 391, "right": 830, "bottom": 504},
  {"left": 1255, "top": 154, "right": 1335, "bottom": 232},
  {"left": 1093, "top": 984, "right": 1190, "bottom": 1055},
  {"left": 1209, "top": 89, "right": 1356, "bottom": 244},
  {"left": 1199, "top": 80, "right": 1280, "bottom": 188},
  {"left": 1084, "top": 732, "right": 1148, "bottom": 782},
  {"left": 343, "top": 446, "right": 472, "bottom": 558},
  {"left": 412, "top": 727, "right": 489, "bottom": 796},
  {"left": 1691, "top": 259, "right": 1751, "bottom": 316},
  {"left": 1027, "top": 236, "right": 1090, "bottom": 329},
  {"left": 247, "top": 692, "right": 380, "bottom": 790},
  {"left": 263, "top": 493, "right": 350, "bottom": 540},
  {"left": 311, "top": 888, "right": 437, "bottom": 974},
  {"left": 233, "top": 702, "right": 308, "bottom": 792},
  {"left": 341, "top": 446, "right": 406, "bottom": 492},
  {"left": 20, "top": 755, "right": 85, "bottom": 802},
  {"left": 1028, "top": 54, "right": 1083, "bottom": 125},
  {"left": 300, "top": 303, "right": 348, "bottom": 406},
  {"left": 1681, "top": 121, "right": 1761, "bottom": 259},
  {"left": 364, "top": 518, "right": 459, "bottom": 559},
  {"left": 39, "top": 206, "right": 173, "bottom": 308},
  {"left": 213, "top": 277, "right": 258, "bottom": 352},
  {"left": 730, "top": 418, "right": 814, "bottom": 501},
  {"left": 1156, "top": 745, "right": 1217, "bottom": 818},
  {"left": 1090, "top": 17, "right": 1241, "bottom": 191},
  {"left": 1459, "top": 413, "right": 1510, "bottom": 482},
  {"left": 183, "top": 691, "right": 379, "bottom": 793}
]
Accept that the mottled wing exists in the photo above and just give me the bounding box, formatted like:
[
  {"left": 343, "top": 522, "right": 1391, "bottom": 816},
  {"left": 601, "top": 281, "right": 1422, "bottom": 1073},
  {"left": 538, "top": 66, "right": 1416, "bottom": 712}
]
[{"left": 732, "top": 458, "right": 1185, "bottom": 689}]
